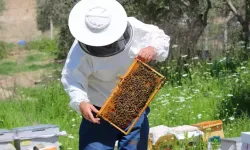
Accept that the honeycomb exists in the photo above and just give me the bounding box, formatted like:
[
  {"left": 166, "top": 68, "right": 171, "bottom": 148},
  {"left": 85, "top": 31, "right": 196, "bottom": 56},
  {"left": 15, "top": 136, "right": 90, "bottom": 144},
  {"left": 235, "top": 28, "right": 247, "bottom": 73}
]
[{"left": 97, "top": 59, "right": 166, "bottom": 134}]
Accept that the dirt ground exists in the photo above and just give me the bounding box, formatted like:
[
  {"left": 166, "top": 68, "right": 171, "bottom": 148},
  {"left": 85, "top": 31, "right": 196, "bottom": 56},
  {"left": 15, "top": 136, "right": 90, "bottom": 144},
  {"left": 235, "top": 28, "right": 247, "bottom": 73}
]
[
  {"left": 0, "top": 0, "right": 41, "bottom": 43},
  {"left": 0, "top": 50, "right": 55, "bottom": 100}
]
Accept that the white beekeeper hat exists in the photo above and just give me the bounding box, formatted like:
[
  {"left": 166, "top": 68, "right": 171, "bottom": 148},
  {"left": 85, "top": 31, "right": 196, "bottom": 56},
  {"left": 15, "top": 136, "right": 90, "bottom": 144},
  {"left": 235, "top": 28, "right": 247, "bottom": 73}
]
[{"left": 68, "top": 0, "right": 128, "bottom": 47}]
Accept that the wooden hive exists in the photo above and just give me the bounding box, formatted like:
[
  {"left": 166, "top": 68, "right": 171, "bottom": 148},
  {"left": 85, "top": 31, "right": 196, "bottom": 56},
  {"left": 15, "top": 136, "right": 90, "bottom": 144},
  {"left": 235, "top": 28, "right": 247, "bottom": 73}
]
[
  {"left": 96, "top": 58, "right": 166, "bottom": 135},
  {"left": 192, "top": 120, "right": 224, "bottom": 142}
]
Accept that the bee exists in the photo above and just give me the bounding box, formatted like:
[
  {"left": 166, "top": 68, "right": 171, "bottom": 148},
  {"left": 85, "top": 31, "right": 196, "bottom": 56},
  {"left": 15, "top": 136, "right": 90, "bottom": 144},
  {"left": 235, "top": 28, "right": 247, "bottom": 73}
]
[{"left": 102, "top": 63, "right": 163, "bottom": 130}]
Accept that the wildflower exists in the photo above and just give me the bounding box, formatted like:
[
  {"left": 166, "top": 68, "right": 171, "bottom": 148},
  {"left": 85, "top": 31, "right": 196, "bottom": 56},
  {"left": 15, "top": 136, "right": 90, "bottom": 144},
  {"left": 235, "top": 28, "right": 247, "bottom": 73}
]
[
  {"left": 241, "top": 66, "right": 246, "bottom": 69},
  {"left": 180, "top": 92, "right": 186, "bottom": 95},
  {"left": 193, "top": 89, "right": 200, "bottom": 93},
  {"left": 239, "top": 41, "right": 245, "bottom": 44},
  {"left": 207, "top": 62, "right": 213, "bottom": 65},
  {"left": 197, "top": 114, "right": 202, "bottom": 119},
  {"left": 182, "top": 74, "right": 188, "bottom": 77},
  {"left": 72, "top": 119, "right": 75, "bottom": 122},
  {"left": 178, "top": 97, "right": 185, "bottom": 102},
  {"left": 68, "top": 135, "right": 75, "bottom": 139},
  {"left": 181, "top": 55, "right": 188, "bottom": 58},
  {"left": 216, "top": 95, "right": 221, "bottom": 98},
  {"left": 172, "top": 45, "right": 178, "bottom": 48},
  {"left": 219, "top": 57, "right": 226, "bottom": 62},
  {"left": 193, "top": 56, "right": 199, "bottom": 60},
  {"left": 229, "top": 116, "right": 235, "bottom": 121},
  {"left": 72, "top": 124, "right": 76, "bottom": 127},
  {"left": 184, "top": 64, "right": 189, "bottom": 66},
  {"left": 165, "top": 94, "right": 170, "bottom": 97},
  {"left": 227, "top": 94, "right": 233, "bottom": 97}
]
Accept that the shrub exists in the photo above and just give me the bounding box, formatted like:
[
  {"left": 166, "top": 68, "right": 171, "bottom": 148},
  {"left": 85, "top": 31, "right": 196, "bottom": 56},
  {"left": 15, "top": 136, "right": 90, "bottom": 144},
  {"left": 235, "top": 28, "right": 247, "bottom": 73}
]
[{"left": 26, "top": 38, "right": 57, "bottom": 53}]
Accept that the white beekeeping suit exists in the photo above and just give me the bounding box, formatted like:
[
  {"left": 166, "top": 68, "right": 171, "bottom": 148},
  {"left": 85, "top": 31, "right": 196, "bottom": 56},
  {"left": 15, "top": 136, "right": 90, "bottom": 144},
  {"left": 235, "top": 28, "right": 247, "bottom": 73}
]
[{"left": 61, "top": 0, "right": 170, "bottom": 114}]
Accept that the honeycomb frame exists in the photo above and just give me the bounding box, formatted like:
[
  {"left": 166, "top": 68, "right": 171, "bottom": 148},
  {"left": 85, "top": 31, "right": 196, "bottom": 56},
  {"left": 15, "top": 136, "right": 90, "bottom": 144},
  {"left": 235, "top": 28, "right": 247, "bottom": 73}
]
[{"left": 96, "top": 58, "right": 166, "bottom": 135}]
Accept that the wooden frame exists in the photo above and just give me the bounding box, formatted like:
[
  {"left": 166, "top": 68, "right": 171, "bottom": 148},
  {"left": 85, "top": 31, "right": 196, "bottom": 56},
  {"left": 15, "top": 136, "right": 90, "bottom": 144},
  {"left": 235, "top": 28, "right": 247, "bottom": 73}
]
[
  {"left": 192, "top": 120, "right": 224, "bottom": 142},
  {"left": 96, "top": 58, "right": 166, "bottom": 135}
]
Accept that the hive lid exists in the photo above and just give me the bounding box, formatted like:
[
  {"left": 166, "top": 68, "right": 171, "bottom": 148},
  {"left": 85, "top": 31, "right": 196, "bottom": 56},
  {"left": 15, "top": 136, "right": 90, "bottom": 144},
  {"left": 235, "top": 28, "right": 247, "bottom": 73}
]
[
  {"left": 0, "top": 129, "right": 11, "bottom": 134},
  {"left": 222, "top": 137, "right": 241, "bottom": 142},
  {"left": 12, "top": 124, "right": 58, "bottom": 132}
]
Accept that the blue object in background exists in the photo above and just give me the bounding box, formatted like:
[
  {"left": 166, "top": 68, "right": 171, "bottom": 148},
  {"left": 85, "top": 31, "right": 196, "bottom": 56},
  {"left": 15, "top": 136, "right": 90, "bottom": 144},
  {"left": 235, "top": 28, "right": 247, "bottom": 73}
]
[
  {"left": 208, "top": 136, "right": 221, "bottom": 143},
  {"left": 18, "top": 40, "right": 26, "bottom": 46}
]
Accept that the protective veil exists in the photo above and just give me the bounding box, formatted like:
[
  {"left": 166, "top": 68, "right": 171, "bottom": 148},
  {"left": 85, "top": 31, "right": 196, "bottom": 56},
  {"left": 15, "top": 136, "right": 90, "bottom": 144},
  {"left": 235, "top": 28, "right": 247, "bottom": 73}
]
[
  {"left": 78, "top": 22, "right": 133, "bottom": 57},
  {"left": 61, "top": 17, "right": 170, "bottom": 114}
]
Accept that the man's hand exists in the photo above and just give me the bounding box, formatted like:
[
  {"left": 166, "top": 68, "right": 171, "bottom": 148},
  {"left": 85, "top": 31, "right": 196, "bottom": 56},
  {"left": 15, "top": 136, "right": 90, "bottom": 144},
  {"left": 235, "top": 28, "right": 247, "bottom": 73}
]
[
  {"left": 136, "top": 46, "right": 157, "bottom": 63},
  {"left": 80, "top": 102, "right": 100, "bottom": 124}
]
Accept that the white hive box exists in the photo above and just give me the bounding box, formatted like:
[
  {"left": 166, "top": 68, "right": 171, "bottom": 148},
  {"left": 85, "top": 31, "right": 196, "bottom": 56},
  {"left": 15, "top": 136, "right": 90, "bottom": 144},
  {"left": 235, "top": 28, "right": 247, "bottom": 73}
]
[
  {"left": 13, "top": 124, "right": 60, "bottom": 150},
  {"left": 0, "top": 129, "right": 15, "bottom": 150},
  {"left": 241, "top": 132, "right": 250, "bottom": 150},
  {"left": 241, "top": 132, "right": 250, "bottom": 144},
  {"left": 220, "top": 137, "right": 242, "bottom": 150}
]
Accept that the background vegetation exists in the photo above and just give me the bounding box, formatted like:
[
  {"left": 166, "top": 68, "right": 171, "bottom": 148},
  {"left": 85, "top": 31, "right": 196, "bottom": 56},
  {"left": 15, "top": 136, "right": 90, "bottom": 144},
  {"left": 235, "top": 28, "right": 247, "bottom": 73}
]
[{"left": 0, "top": 0, "right": 250, "bottom": 149}]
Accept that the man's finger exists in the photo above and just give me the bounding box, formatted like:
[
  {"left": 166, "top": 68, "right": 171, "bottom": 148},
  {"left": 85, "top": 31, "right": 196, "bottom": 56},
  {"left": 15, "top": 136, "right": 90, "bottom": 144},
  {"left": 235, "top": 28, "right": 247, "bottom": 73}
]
[
  {"left": 87, "top": 111, "right": 99, "bottom": 124},
  {"left": 83, "top": 114, "right": 92, "bottom": 122},
  {"left": 91, "top": 105, "right": 99, "bottom": 114}
]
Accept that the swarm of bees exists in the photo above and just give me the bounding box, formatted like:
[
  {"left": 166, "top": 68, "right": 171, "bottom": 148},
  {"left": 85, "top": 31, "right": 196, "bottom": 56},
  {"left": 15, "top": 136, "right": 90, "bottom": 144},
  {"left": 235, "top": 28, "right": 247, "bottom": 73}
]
[{"left": 102, "top": 61, "right": 161, "bottom": 130}]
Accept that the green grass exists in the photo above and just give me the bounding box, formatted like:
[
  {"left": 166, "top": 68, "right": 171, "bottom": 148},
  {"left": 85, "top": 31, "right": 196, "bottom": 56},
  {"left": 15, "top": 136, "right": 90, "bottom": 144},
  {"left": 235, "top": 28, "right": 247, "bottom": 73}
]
[
  {"left": 0, "top": 61, "right": 55, "bottom": 75},
  {"left": 0, "top": 58, "right": 250, "bottom": 149},
  {"left": 0, "top": 51, "right": 56, "bottom": 75},
  {"left": 24, "top": 53, "right": 52, "bottom": 63}
]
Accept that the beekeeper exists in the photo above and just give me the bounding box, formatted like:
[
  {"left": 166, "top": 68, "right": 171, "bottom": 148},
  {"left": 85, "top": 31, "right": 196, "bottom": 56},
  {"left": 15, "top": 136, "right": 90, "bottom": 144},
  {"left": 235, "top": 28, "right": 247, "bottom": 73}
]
[{"left": 61, "top": 0, "right": 170, "bottom": 149}]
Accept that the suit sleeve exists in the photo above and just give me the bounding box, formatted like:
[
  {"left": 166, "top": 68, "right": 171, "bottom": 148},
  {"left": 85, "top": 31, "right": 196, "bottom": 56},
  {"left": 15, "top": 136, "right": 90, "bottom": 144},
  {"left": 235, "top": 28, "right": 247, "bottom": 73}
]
[
  {"left": 61, "top": 40, "right": 92, "bottom": 114},
  {"left": 129, "top": 17, "right": 170, "bottom": 62}
]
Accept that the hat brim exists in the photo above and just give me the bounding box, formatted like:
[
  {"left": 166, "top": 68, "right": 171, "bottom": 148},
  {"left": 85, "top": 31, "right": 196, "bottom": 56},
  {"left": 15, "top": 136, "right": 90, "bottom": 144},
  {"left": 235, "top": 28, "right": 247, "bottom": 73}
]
[{"left": 68, "top": 0, "right": 128, "bottom": 47}]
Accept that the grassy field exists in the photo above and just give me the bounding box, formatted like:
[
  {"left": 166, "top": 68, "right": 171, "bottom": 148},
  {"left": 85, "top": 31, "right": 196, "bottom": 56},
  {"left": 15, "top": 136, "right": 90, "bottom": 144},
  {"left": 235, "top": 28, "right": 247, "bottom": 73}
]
[{"left": 0, "top": 46, "right": 250, "bottom": 149}]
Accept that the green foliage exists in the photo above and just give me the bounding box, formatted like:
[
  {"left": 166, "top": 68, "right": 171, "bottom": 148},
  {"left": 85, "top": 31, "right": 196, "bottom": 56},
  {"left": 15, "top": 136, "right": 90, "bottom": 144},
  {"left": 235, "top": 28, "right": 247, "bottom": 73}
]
[
  {"left": 218, "top": 61, "right": 250, "bottom": 121},
  {"left": 0, "top": 41, "right": 15, "bottom": 60},
  {"left": 36, "top": 0, "right": 79, "bottom": 59},
  {"left": 36, "top": 0, "right": 61, "bottom": 32},
  {"left": 1, "top": 57, "right": 250, "bottom": 148},
  {"left": 0, "top": 61, "right": 54, "bottom": 75},
  {"left": 0, "top": 0, "right": 5, "bottom": 14},
  {"left": 0, "top": 41, "right": 8, "bottom": 60},
  {"left": 26, "top": 38, "right": 57, "bottom": 53},
  {"left": 57, "top": 20, "right": 75, "bottom": 59}
]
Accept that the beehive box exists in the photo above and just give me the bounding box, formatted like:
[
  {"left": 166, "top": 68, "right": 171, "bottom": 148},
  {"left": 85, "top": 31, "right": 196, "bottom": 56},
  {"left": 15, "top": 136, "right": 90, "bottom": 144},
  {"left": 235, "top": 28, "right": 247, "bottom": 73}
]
[
  {"left": 97, "top": 58, "right": 166, "bottom": 135},
  {"left": 13, "top": 124, "right": 60, "bottom": 150},
  {"left": 221, "top": 137, "right": 242, "bottom": 150},
  {"left": 192, "top": 120, "right": 224, "bottom": 142},
  {"left": 0, "top": 129, "right": 15, "bottom": 150}
]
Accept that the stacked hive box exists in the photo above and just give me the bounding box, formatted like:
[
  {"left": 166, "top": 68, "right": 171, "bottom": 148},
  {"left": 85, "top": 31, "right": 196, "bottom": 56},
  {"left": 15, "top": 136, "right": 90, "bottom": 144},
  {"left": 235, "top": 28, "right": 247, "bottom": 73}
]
[
  {"left": 0, "top": 129, "right": 15, "bottom": 150},
  {"left": 13, "top": 124, "right": 60, "bottom": 150}
]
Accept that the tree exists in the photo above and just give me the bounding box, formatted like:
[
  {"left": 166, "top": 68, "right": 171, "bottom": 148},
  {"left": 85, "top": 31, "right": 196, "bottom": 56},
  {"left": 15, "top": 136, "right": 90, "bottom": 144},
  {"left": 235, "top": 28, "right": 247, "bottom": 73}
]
[
  {"left": 119, "top": 0, "right": 212, "bottom": 59},
  {"left": 36, "top": 0, "right": 80, "bottom": 59},
  {"left": 225, "top": 0, "right": 250, "bottom": 53},
  {"left": 0, "top": 0, "right": 5, "bottom": 14}
]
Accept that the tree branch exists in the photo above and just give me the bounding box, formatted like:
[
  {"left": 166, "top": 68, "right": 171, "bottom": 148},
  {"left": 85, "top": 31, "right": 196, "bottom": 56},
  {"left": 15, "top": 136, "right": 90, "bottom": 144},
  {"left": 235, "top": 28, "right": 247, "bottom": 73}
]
[
  {"left": 225, "top": 11, "right": 235, "bottom": 23},
  {"left": 203, "top": 0, "right": 212, "bottom": 25},
  {"left": 226, "top": 0, "right": 245, "bottom": 26}
]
